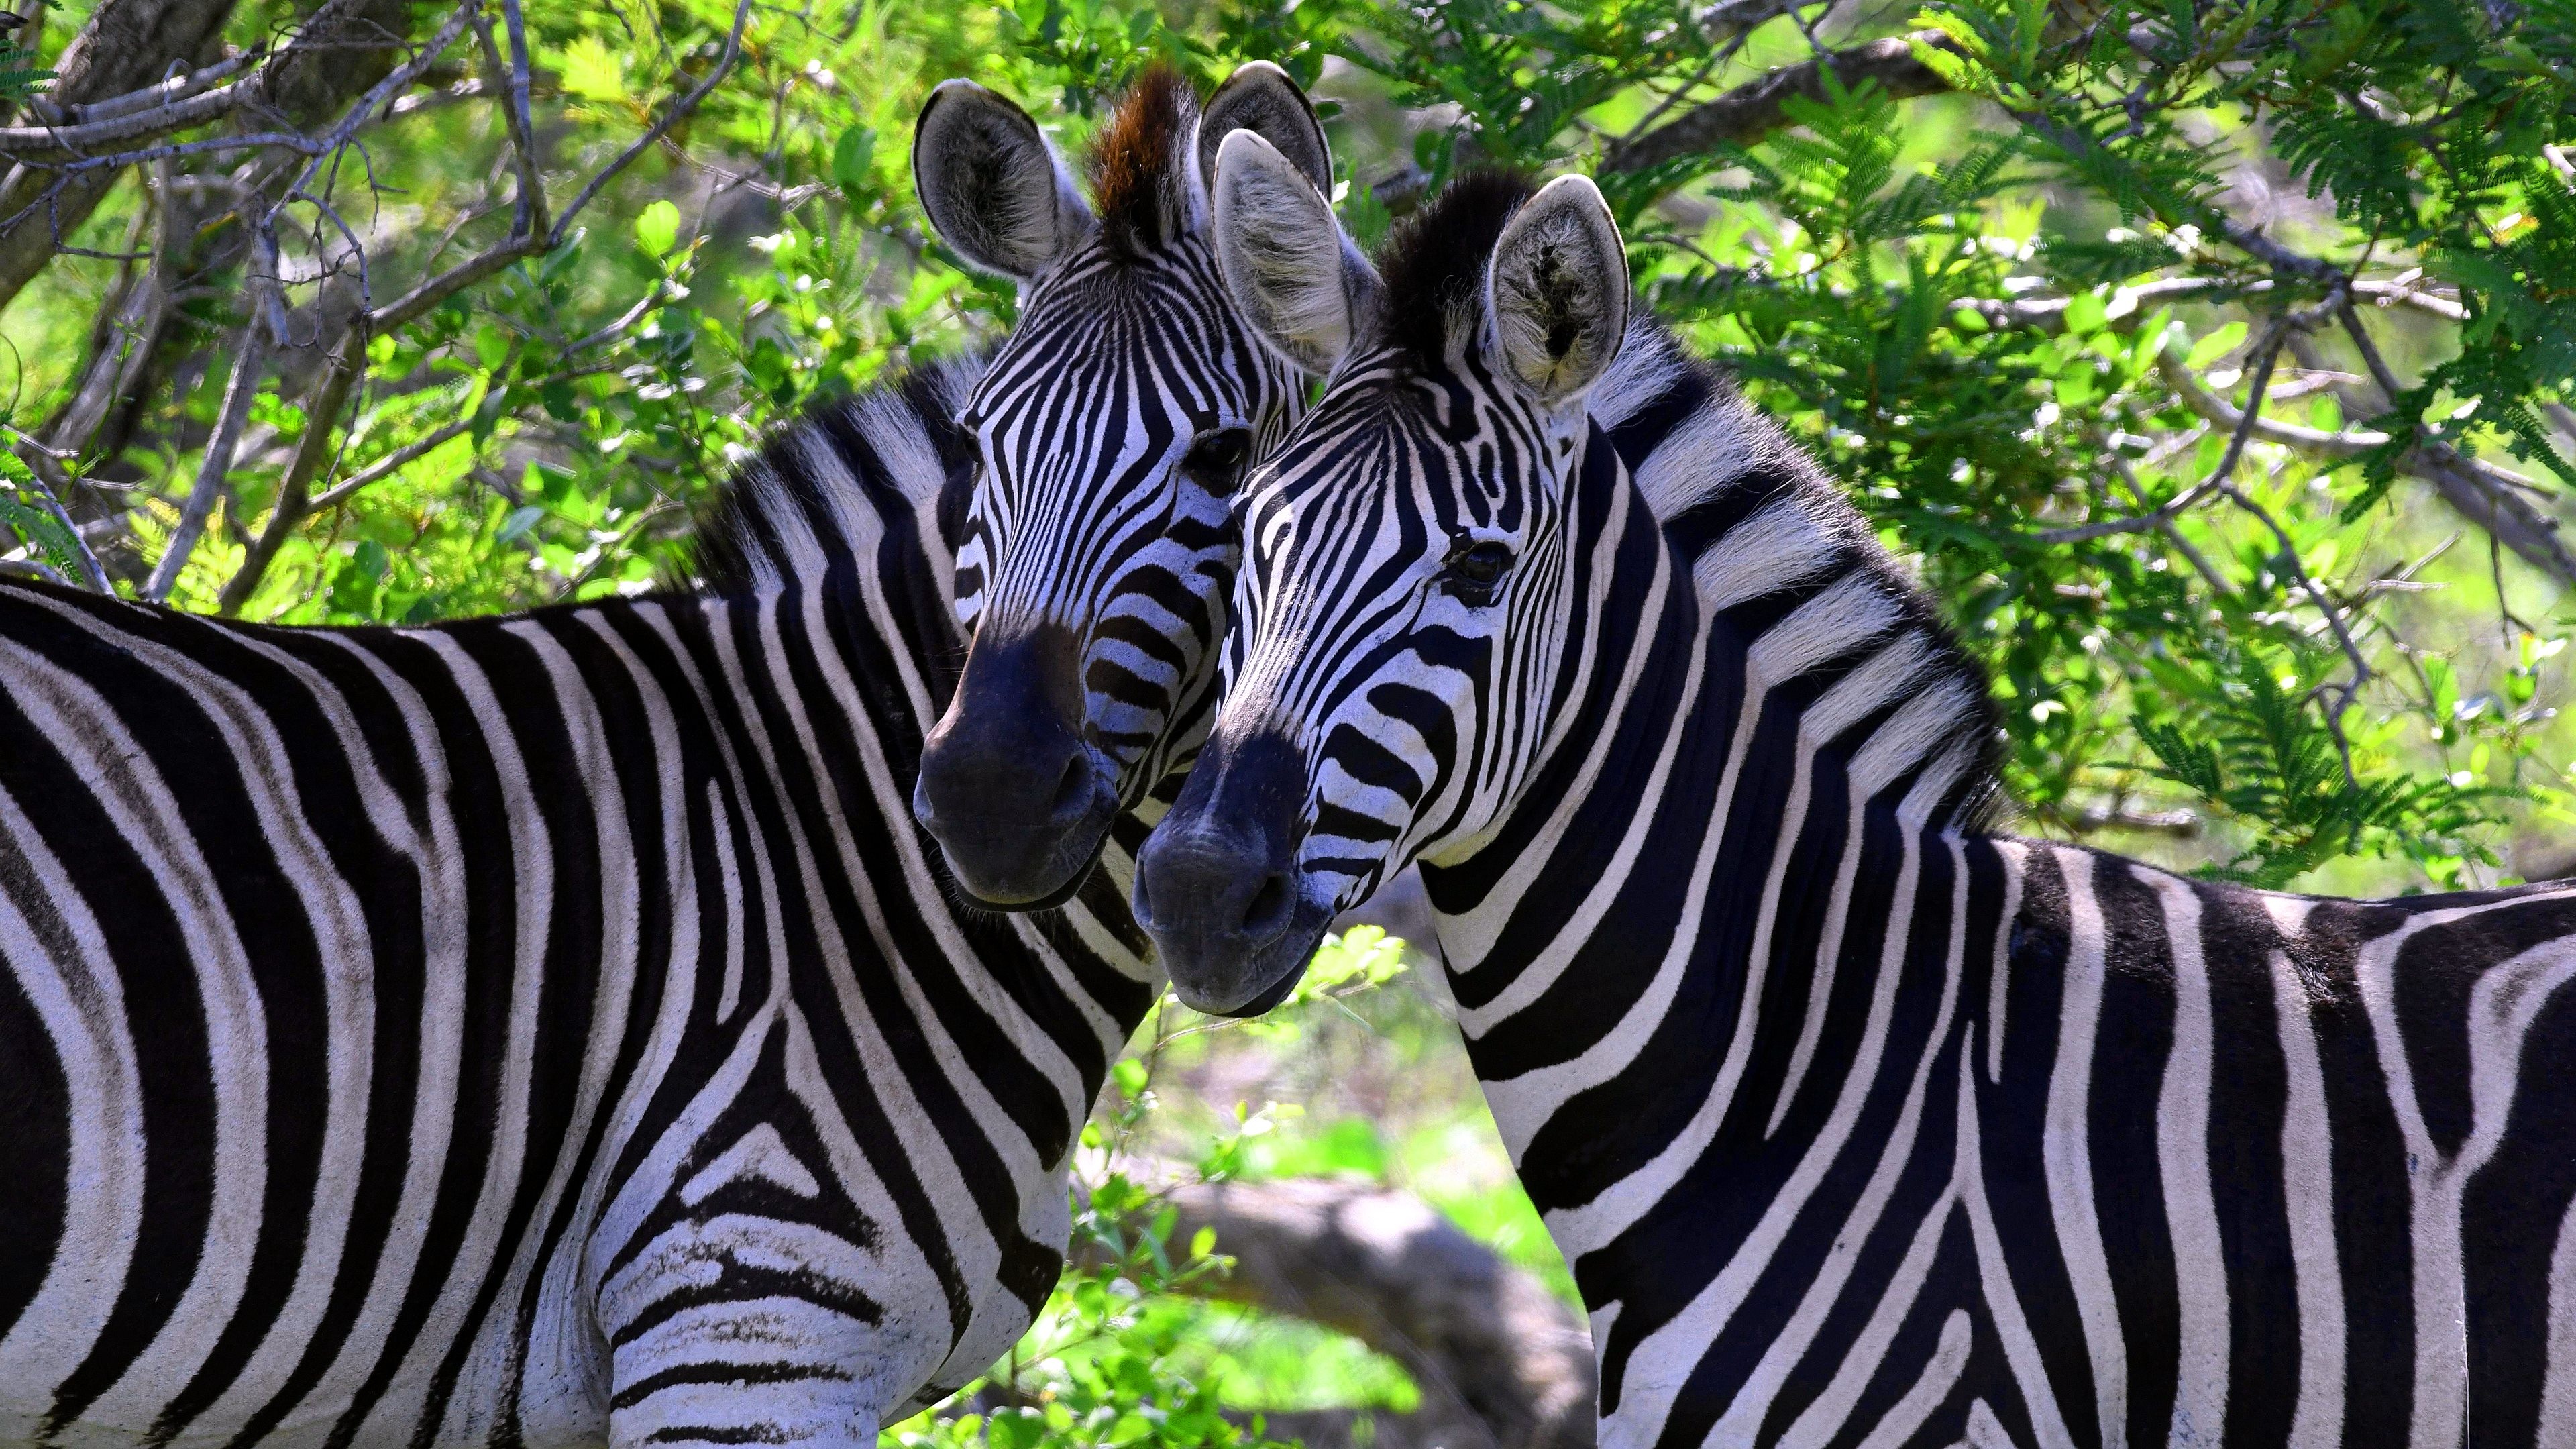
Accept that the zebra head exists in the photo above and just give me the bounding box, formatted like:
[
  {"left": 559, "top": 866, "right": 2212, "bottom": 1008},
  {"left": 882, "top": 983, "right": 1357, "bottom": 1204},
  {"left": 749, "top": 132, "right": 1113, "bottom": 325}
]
[
  {"left": 908, "top": 64, "right": 1344, "bottom": 910},
  {"left": 1136, "top": 154, "right": 1631, "bottom": 1013}
]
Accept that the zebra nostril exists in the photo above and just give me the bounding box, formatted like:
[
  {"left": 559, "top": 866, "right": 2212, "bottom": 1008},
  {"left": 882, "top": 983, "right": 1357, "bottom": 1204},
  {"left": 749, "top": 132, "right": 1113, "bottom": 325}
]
[
  {"left": 1048, "top": 751, "right": 1095, "bottom": 823},
  {"left": 1240, "top": 871, "right": 1293, "bottom": 940}
]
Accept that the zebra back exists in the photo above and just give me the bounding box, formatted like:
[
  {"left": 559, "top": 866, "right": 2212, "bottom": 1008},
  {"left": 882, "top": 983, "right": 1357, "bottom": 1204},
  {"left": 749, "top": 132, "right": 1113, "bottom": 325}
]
[{"left": 0, "top": 356, "right": 1157, "bottom": 1449}]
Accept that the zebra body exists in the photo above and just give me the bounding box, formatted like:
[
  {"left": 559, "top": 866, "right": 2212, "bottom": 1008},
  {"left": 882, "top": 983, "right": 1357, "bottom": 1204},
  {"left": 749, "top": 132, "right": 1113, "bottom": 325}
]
[
  {"left": 0, "top": 355, "right": 1160, "bottom": 1449},
  {"left": 1136, "top": 156, "right": 2576, "bottom": 1446}
]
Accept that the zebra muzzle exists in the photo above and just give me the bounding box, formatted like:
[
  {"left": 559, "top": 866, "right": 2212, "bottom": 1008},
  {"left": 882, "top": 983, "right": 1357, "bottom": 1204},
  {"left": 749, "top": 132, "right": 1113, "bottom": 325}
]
[
  {"left": 914, "top": 621, "right": 1118, "bottom": 909},
  {"left": 1134, "top": 730, "right": 1322, "bottom": 1015}
]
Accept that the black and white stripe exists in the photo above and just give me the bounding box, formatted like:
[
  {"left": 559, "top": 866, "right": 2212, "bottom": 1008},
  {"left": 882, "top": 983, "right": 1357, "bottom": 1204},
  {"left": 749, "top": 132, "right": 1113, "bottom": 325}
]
[
  {"left": 905, "top": 62, "right": 1346, "bottom": 910},
  {"left": 949, "top": 213, "right": 1303, "bottom": 796},
  {"left": 0, "top": 355, "right": 1164, "bottom": 1449},
  {"left": 1137, "top": 164, "right": 2576, "bottom": 1446}
]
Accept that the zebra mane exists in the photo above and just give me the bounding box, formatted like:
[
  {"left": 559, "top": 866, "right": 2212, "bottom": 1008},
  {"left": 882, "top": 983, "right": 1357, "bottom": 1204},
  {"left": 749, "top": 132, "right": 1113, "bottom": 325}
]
[
  {"left": 1590, "top": 318, "right": 2007, "bottom": 824},
  {"left": 1089, "top": 63, "right": 1199, "bottom": 257},
  {"left": 1371, "top": 168, "right": 1537, "bottom": 362},
  {"left": 692, "top": 353, "right": 986, "bottom": 593}
]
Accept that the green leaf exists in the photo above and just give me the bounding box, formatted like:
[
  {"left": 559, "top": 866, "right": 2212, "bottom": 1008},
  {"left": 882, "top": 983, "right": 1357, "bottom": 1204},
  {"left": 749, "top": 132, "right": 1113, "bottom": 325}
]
[
  {"left": 1111, "top": 1056, "right": 1149, "bottom": 1099},
  {"left": 2186, "top": 321, "right": 2247, "bottom": 371},
  {"left": 559, "top": 35, "right": 627, "bottom": 102},
  {"left": 832, "top": 125, "right": 877, "bottom": 197},
  {"left": 0, "top": 486, "right": 85, "bottom": 581},
  {"left": 2062, "top": 291, "right": 2108, "bottom": 336},
  {"left": 634, "top": 200, "right": 682, "bottom": 260},
  {"left": 496, "top": 505, "right": 546, "bottom": 545}
]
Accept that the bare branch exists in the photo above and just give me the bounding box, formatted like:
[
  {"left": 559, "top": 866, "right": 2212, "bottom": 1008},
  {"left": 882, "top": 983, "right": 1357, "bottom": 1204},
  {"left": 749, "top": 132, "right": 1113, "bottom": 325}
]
[
  {"left": 143, "top": 213, "right": 276, "bottom": 603},
  {"left": 0, "top": 0, "right": 250, "bottom": 309},
  {"left": 24, "top": 50, "right": 256, "bottom": 126},
  {"left": 3, "top": 455, "right": 113, "bottom": 592},
  {"left": 305, "top": 413, "right": 474, "bottom": 513},
  {"left": 471, "top": 0, "right": 546, "bottom": 237},
  {"left": 2029, "top": 476, "right": 2222, "bottom": 543},
  {"left": 0, "top": 557, "right": 74, "bottom": 585},
  {"left": 2352, "top": 277, "right": 2467, "bottom": 321},
  {"left": 0, "top": 79, "right": 251, "bottom": 158},
  {"left": 371, "top": 229, "right": 541, "bottom": 329},
  {"left": 281, "top": 0, "right": 482, "bottom": 201},
  {"left": 1071, "top": 1172, "right": 1594, "bottom": 1449},
  {"left": 2157, "top": 348, "right": 2389, "bottom": 458},
  {"left": 218, "top": 325, "right": 364, "bottom": 614}
]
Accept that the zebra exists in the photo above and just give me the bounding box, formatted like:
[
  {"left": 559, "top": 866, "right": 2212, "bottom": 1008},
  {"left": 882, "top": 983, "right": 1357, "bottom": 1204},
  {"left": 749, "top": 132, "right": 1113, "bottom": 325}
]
[
  {"left": 1130, "top": 142, "right": 2576, "bottom": 1447},
  {"left": 0, "top": 356, "right": 1144, "bottom": 1449},
  {"left": 905, "top": 62, "right": 1344, "bottom": 912},
  {"left": 0, "top": 61, "right": 1333, "bottom": 1449}
]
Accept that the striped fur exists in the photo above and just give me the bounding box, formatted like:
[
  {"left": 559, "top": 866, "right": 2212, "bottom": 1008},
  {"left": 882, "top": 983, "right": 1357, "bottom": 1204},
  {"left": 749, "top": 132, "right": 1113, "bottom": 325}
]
[
  {"left": 1150, "top": 171, "right": 2576, "bottom": 1446},
  {"left": 0, "top": 356, "right": 1161, "bottom": 1449},
  {"left": 933, "top": 64, "right": 1320, "bottom": 847},
  {"left": 951, "top": 209, "right": 1303, "bottom": 806}
]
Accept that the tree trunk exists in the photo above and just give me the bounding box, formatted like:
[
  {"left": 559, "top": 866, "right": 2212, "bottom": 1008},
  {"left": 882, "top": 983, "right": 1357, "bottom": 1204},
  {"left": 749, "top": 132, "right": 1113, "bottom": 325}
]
[
  {"left": 0, "top": 0, "right": 421, "bottom": 315},
  {"left": 0, "top": 0, "right": 239, "bottom": 311}
]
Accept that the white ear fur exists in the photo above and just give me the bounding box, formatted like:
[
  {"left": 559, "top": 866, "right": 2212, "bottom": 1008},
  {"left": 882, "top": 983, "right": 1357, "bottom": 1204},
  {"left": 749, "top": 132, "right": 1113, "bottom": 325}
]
[
  {"left": 1211, "top": 128, "right": 1378, "bottom": 374},
  {"left": 1485, "top": 173, "right": 1629, "bottom": 404},
  {"left": 1199, "top": 61, "right": 1333, "bottom": 197},
  {"left": 912, "top": 79, "right": 1093, "bottom": 280}
]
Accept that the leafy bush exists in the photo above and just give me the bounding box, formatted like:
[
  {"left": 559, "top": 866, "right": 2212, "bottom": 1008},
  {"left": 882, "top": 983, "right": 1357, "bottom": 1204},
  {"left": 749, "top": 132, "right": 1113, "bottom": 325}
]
[{"left": 2, "top": 0, "right": 2571, "bottom": 1434}]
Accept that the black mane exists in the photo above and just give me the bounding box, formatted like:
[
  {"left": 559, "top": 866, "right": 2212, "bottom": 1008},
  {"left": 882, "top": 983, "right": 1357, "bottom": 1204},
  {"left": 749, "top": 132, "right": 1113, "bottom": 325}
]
[
  {"left": 1371, "top": 168, "right": 1535, "bottom": 362},
  {"left": 689, "top": 353, "right": 984, "bottom": 596}
]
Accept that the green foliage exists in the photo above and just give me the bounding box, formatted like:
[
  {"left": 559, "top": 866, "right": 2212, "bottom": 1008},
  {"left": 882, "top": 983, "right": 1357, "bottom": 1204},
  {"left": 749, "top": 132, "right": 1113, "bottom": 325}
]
[
  {"left": 12, "top": 0, "right": 2563, "bottom": 885},
  {"left": 0, "top": 453, "right": 83, "bottom": 580},
  {"left": 0, "top": 20, "right": 51, "bottom": 105},
  {"left": 5, "top": 0, "right": 2575, "bottom": 1427},
  {"left": 1337, "top": 0, "right": 2575, "bottom": 889}
]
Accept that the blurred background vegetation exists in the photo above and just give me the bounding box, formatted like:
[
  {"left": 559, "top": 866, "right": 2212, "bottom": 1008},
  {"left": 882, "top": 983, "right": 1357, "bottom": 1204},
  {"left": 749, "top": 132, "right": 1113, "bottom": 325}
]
[{"left": 0, "top": 0, "right": 2568, "bottom": 1442}]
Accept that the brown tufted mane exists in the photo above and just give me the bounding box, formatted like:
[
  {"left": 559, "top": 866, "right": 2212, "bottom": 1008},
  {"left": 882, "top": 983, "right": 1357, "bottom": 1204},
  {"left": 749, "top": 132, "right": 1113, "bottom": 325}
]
[{"left": 1089, "top": 63, "right": 1198, "bottom": 256}]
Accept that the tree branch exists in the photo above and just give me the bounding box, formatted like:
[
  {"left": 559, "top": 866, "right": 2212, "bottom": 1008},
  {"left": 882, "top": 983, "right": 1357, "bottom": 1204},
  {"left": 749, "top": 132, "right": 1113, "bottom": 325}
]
[
  {"left": 0, "top": 0, "right": 246, "bottom": 310},
  {"left": 3, "top": 448, "right": 113, "bottom": 592},
  {"left": 0, "top": 53, "right": 257, "bottom": 157},
  {"left": 1601, "top": 33, "right": 1957, "bottom": 176},
  {"left": 1074, "top": 1174, "right": 1594, "bottom": 1449},
  {"left": 304, "top": 413, "right": 472, "bottom": 513},
  {"left": 142, "top": 215, "right": 274, "bottom": 602},
  {"left": 547, "top": 0, "right": 752, "bottom": 246},
  {"left": 217, "top": 324, "right": 364, "bottom": 614}
]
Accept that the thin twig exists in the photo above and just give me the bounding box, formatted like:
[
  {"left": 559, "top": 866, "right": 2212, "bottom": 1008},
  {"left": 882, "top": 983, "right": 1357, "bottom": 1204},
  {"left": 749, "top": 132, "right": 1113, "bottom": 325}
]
[
  {"left": 0, "top": 557, "right": 73, "bottom": 585},
  {"left": 549, "top": 0, "right": 754, "bottom": 248},
  {"left": 218, "top": 326, "right": 367, "bottom": 615},
  {"left": 305, "top": 414, "right": 475, "bottom": 513},
  {"left": 2212, "top": 315, "right": 2373, "bottom": 780},
  {"left": 144, "top": 223, "right": 278, "bottom": 603},
  {"left": 4, "top": 456, "right": 113, "bottom": 592},
  {"left": 472, "top": 0, "right": 546, "bottom": 237}
]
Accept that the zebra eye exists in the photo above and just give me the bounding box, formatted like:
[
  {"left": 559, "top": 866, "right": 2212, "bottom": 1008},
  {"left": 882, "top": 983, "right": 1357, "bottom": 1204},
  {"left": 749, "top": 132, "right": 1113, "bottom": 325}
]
[
  {"left": 1183, "top": 428, "right": 1254, "bottom": 493},
  {"left": 1442, "top": 540, "right": 1515, "bottom": 605}
]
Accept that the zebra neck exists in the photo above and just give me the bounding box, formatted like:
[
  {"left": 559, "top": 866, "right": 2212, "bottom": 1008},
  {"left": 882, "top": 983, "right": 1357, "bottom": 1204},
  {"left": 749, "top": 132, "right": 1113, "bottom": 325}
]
[{"left": 1420, "top": 462, "right": 1995, "bottom": 1263}]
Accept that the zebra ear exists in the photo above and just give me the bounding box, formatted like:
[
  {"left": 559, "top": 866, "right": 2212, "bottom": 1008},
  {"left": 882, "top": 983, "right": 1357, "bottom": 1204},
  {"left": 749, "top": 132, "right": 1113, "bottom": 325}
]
[
  {"left": 1485, "top": 173, "right": 1629, "bottom": 405},
  {"left": 912, "top": 80, "right": 1093, "bottom": 281},
  {"left": 1199, "top": 62, "right": 1332, "bottom": 199},
  {"left": 1212, "top": 127, "right": 1377, "bottom": 374}
]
